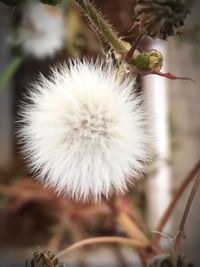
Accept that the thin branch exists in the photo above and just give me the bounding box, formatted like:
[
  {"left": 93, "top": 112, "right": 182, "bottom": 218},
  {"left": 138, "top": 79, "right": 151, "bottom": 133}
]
[
  {"left": 107, "top": 198, "right": 155, "bottom": 266},
  {"left": 57, "top": 236, "right": 148, "bottom": 259},
  {"left": 174, "top": 173, "right": 200, "bottom": 254},
  {"left": 152, "top": 160, "right": 200, "bottom": 246},
  {"left": 107, "top": 197, "right": 150, "bottom": 246},
  {"left": 125, "top": 32, "right": 145, "bottom": 62},
  {"left": 116, "top": 212, "right": 150, "bottom": 246}
]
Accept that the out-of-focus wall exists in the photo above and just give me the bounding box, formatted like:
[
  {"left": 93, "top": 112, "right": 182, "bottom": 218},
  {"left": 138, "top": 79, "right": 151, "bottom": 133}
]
[{"left": 167, "top": 0, "right": 200, "bottom": 263}]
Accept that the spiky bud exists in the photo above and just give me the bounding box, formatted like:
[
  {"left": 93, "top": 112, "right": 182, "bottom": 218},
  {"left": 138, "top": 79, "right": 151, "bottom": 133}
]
[{"left": 135, "top": 0, "right": 190, "bottom": 40}]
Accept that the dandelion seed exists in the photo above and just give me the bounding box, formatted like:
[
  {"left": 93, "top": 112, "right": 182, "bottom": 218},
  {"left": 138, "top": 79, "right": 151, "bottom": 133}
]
[
  {"left": 17, "top": 0, "right": 64, "bottom": 58},
  {"left": 18, "top": 59, "right": 149, "bottom": 201}
]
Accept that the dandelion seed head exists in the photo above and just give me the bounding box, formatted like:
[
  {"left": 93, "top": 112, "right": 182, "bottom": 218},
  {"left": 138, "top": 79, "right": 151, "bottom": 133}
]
[{"left": 18, "top": 59, "right": 150, "bottom": 201}]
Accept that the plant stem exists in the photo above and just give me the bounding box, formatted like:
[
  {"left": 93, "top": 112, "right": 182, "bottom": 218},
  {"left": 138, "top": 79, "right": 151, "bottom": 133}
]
[
  {"left": 57, "top": 236, "right": 148, "bottom": 259},
  {"left": 74, "top": 0, "right": 128, "bottom": 55},
  {"left": 107, "top": 198, "right": 156, "bottom": 266},
  {"left": 116, "top": 212, "right": 150, "bottom": 246},
  {"left": 126, "top": 32, "right": 145, "bottom": 62},
  {"left": 174, "top": 173, "right": 200, "bottom": 254},
  {"left": 152, "top": 160, "right": 200, "bottom": 246}
]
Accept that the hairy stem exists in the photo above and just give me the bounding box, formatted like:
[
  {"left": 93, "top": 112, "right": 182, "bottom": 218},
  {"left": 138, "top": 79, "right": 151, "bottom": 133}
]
[
  {"left": 57, "top": 236, "right": 148, "bottom": 259},
  {"left": 152, "top": 160, "right": 200, "bottom": 246},
  {"left": 74, "top": 0, "right": 128, "bottom": 55},
  {"left": 174, "top": 173, "right": 200, "bottom": 254}
]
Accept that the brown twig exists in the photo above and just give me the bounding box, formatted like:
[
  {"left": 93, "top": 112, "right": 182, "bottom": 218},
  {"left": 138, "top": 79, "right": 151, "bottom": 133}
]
[
  {"left": 125, "top": 32, "right": 145, "bottom": 62},
  {"left": 107, "top": 198, "right": 154, "bottom": 266},
  {"left": 152, "top": 160, "right": 200, "bottom": 246},
  {"left": 174, "top": 173, "right": 200, "bottom": 254},
  {"left": 107, "top": 198, "right": 150, "bottom": 246},
  {"left": 116, "top": 212, "right": 150, "bottom": 246},
  {"left": 57, "top": 236, "right": 148, "bottom": 259}
]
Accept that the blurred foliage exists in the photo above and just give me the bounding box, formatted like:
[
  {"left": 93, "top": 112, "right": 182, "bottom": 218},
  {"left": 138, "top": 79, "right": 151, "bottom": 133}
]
[{"left": 0, "top": 56, "right": 23, "bottom": 91}]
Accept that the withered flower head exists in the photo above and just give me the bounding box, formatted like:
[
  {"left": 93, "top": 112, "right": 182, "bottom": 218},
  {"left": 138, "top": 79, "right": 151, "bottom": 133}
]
[
  {"left": 26, "top": 250, "right": 64, "bottom": 267},
  {"left": 135, "top": 0, "right": 190, "bottom": 39}
]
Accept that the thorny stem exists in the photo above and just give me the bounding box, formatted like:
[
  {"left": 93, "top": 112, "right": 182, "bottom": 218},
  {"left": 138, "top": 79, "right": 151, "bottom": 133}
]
[
  {"left": 174, "top": 173, "right": 200, "bottom": 254},
  {"left": 152, "top": 160, "right": 200, "bottom": 247},
  {"left": 74, "top": 0, "right": 128, "bottom": 55},
  {"left": 57, "top": 236, "right": 148, "bottom": 259}
]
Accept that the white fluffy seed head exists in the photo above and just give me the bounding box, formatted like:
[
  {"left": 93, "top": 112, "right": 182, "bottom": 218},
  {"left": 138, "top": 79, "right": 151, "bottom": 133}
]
[
  {"left": 17, "top": 0, "right": 64, "bottom": 58},
  {"left": 17, "top": 59, "right": 150, "bottom": 201}
]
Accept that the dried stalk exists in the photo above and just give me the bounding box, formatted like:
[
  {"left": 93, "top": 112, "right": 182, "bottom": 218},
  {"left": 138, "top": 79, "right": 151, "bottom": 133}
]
[
  {"left": 152, "top": 160, "right": 200, "bottom": 246},
  {"left": 107, "top": 197, "right": 150, "bottom": 246},
  {"left": 174, "top": 173, "right": 200, "bottom": 254},
  {"left": 116, "top": 212, "right": 150, "bottom": 246},
  {"left": 107, "top": 198, "right": 156, "bottom": 266},
  {"left": 57, "top": 236, "right": 148, "bottom": 259}
]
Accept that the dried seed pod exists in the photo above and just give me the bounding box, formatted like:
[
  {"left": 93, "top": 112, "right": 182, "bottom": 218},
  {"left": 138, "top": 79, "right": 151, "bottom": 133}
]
[
  {"left": 135, "top": 0, "right": 190, "bottom": 39},
  {"left": 26, "top": 250, "right": 65, "bottom": 267}
]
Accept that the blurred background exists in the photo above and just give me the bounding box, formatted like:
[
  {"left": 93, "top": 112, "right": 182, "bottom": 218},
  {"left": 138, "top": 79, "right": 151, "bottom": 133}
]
[{"left": 0, "top": 0, "right": 200, "bottom": 266}]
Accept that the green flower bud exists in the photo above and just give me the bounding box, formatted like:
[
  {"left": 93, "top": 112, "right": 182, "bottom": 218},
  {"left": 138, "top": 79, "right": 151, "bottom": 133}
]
[
  {"left": 148, "top": 50, "right": 163, "bottom": 71},
  {"left": 134, "top": 50, "right": 163, "bottom": 71},
  {"left": 134, "top": 52, "right": 150, "bottom": 71}
]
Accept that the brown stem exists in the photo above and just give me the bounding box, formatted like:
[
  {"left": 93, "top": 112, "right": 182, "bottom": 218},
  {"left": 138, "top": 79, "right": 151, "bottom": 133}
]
[
  {"left": 116, "top": 212, "right": 150, "bottom": 246},
  {"left": 152, "top": 160, "right": 200, "bottom": 246},
  {"left": 107, "top": 198, "right": 155, "bottom": 266},
  {"left": 125, "top": 32, "right": 145, "bottom": 62},
  {"left": 107, "top": 198, "right": 150, "bottom": 246},
  {"left": 57, "top": 236, "right": 148, "bottom": 259},
  {"left": 174, "top": 173, "right": 200, "bottom": 254}
]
